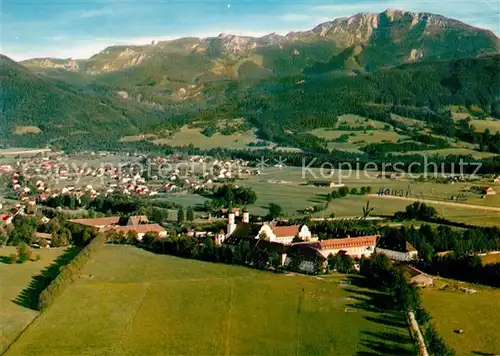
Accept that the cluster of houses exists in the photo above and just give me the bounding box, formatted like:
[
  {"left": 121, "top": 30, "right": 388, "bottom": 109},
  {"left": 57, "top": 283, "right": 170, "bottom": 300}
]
[
  {"left": 69, "top": 215, "right": 167, "bottom": 240},
  {"left": 0, "top": 153, "right": 259, "bottom": 209},
  {"left": 217, "top": 212, "right": 418, "bottom": 274}
]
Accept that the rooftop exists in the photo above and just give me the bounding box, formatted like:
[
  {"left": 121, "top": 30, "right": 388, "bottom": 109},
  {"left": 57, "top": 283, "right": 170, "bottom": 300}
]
[
  {"left": 109, "top": 224, "right": 165, "bottom": 234},
  {"left": 69, "top": 217, "right": 120, "bottom": 227},
  {"left": 271, "top": 225, "right": 301, "bottom": 238},
  {"left": 295, "top": 235, "right": 379, "bottom": 250}
]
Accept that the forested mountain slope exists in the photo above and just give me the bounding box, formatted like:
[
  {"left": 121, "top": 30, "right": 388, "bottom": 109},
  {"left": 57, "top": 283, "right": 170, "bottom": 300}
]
[{"left": 0, "top": 55, "right": 164, "bottom": 146}]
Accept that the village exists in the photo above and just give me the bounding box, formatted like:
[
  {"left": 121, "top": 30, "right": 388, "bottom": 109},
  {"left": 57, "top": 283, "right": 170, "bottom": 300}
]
[
  {"left": 1, "top": 149, "right": 500, "bottom": 356},
  {"left": 1, "top": 149, "right": 500, "bottom": 258}
]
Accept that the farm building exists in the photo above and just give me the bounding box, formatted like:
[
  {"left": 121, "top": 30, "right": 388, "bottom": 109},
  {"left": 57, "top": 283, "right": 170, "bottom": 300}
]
[
  {"left": 69, "top": 215, "right": 166, "bottom": 240},
  {"left": 285, "top": 244, "right": 326, "bottom": 274},
  {"left": 375, "top": 235, "right": 418, "bottom": 262},
  {"left": 307, "top": 180, "right": 344, "bottom": 188},
  {"left": 483, "top": 187, "right": 497, "bottom": 195},
  {"left": 472, "top": 186, "right": 497, "bottom": 195},
  {"left": 35, "top": 232, "right": 53, "bottom": 247}
]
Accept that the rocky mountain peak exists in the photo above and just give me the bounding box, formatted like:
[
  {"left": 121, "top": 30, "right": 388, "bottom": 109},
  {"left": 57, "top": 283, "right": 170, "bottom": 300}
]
[{"left": 18, "top": 9, "right": 499, "bottom": 77}]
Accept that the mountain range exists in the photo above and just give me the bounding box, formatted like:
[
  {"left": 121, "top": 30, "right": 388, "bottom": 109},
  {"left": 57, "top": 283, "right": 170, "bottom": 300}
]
[{"left": 1, "top": 9, "right": 499, "bottom": 150}]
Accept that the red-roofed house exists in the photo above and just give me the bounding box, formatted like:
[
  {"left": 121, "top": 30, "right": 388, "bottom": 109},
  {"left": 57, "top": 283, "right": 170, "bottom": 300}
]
[
  {"left": 1, "top": 214, "right": 13, "bottom": 226},
  {"left": 285, "top": 236, "right": 379, "bottom": 273},
  {"left": 69, "top": 215, "right": 166, "bottom": 241}
]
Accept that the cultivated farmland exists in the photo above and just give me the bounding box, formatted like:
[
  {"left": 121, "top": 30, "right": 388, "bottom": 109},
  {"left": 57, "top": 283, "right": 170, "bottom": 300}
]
[
  {"left": 230, "top": 167, "right": 500, "bottom": 226},
  {"left": 6, "top": 245, "right": 413, "bottom": 356}
]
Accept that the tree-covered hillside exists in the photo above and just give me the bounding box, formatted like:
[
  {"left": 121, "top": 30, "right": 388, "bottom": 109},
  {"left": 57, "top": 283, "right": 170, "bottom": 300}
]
[
  {"left": 1, "top": 53, "right": 499, "bottom": 152},
  {"left": 0, "top": 55, "right": 165, "bottom": 146}
]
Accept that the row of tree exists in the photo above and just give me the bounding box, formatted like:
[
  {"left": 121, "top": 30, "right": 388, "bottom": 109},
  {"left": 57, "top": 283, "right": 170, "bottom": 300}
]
[
  {"left": 326, "top": 186, "right": 372, "bottom": 201},
  {"left": 360, "top": 254, "right": 455, "bottom": 356},
  {"left": 38, "top": 233, "right": 107, "bottom": 310},
  {"left": 201, "top": 184, "right": 258, "bottom": 208},
  {"left": 385, "top": 223, "right": 500, "bottom": 287},
  {"left": 4, "top": 214, "right": 98, "bottom": 247}
]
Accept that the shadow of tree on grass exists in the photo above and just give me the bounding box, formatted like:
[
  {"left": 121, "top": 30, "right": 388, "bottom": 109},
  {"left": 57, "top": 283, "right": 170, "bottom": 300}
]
[
  {"left": 344, "top": 276, "right": 415, "bottom": 356},
  {"left": 0, "top": 255, "right": 14, "bottom": 264},
  {"left": 12, "top": 246, "right": 81, "bottom": 310}
]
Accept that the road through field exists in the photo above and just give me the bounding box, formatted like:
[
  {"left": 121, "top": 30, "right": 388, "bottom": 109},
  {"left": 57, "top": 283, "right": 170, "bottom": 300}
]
[{"left": 368, "top": 194, "right": 500, "bottom": 213}]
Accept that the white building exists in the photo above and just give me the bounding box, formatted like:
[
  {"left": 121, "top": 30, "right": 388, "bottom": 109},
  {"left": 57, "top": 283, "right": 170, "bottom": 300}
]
[
  {"left": 224, "top": 212, "right": 312, "bottom": 246},
  {"left": 294, "top": 236, "right": 378, "bottom": 260},
  {"left": 375, "top": 244, "right": 418, "bottom": 262},
  {"left": 284, "top": 236, "right": 379, "bottom": 274}
]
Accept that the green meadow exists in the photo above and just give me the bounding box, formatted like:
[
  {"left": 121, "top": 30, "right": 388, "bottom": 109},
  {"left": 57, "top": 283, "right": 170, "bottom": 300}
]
[
  {"left": 420, "top": 282, "right": 500, "bottom": 356},
  {"left": 0, "top": 247, "right": 67, "bottom": 353},
  {"left": 6, "top": 245, "right": 413, "bottom": 356}
]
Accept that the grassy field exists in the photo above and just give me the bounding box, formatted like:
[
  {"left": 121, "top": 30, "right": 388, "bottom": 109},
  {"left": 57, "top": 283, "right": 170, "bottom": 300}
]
[
  {"left": 231, "top": 167, "right": 500, "bottom": 226},
  {"left": 0, "top": 148, "right": 51, "bottom": 156},
  {"left": 390, "top": 114, "right": 426, "bottom": 129},
  {"left": 420, "top": 281, "right": 500, "bottom": 356},
  {"left": 480, "top": 253, "right": 500, "bottom": 265},
  {"left": 308, "top": 114, "right": 406, "bottom": 153},
  {"left": 395, "top": 148, "right": 498, "bottom": 159},
  {"left": 309, "top": 129, "right": 403, "bottom": 143},
  {"left": 336, "top": 114, "right": 389, "bottom": 130},
  {"left": 13, "top": 126, "right": 41, "bottom": 135},
  {"left": 6, "top": 245, "right": 414, "bottom": 356},
  {"left": 0, "top": 247, "right": 67, "bottom": 353},
  {"left": 469, "top": 119, "right": 500, "bottom": 133},
  {"left": 153, "top": 126, "right": 258, "bottom": 149},
  {"left": 309, "top": 128, "right": 405, "bottom": 154}
]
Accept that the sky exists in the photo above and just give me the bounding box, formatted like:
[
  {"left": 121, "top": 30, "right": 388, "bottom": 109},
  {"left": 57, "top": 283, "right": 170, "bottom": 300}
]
[{"left": 1, "top": 0, "right": 499, "bottom": 61}]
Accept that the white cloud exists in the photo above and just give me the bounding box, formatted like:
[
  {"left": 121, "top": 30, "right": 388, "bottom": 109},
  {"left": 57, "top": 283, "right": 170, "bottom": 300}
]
[{"left": 78, "top": 8, "right": 114, "bottom": 19}]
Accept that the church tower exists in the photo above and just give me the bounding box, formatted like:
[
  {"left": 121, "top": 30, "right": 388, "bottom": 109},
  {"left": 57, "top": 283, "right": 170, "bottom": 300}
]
[{"left": 227, "top": 213, "right": 237, "bottom": 236}]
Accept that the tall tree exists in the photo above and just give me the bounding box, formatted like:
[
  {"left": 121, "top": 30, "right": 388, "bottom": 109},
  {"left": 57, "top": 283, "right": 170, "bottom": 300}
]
[
  {"left": 267, "top": 203, "right": 283, "bottom": 220},
  {"left": 186, "top": 207, "right": 194, "bottom": 221},
  {"left": 177, "top": 208, "right": 185, "bottom": 224}
]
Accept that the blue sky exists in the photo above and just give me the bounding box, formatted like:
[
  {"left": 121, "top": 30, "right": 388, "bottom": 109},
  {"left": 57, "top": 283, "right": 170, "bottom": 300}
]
[{"left": 2, "top": 0, "right": 499, "bottom": 61}]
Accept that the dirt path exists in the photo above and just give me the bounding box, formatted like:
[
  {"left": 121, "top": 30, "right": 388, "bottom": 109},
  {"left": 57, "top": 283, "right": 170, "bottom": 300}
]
[{"left": 368, "top": 194, "right": 500, "bottom": 213}]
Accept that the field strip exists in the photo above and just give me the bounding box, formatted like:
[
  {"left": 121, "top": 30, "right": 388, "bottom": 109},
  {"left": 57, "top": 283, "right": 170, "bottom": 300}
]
[
  {"left": 367, "top": 194, "right": 500, "bottom": 212},
  {"left": 111, "top": 282, "right": 152, "bottom": 355},
  {"left": 224, "top": 279, "right": 234, "bottom": 356},
  {"left": 1, "top": 312, "right": 42, "bottom": 355},
  {"left": 85, "top": 276, "right": 257, "bottom": 286},
  {"left": 296, "top": 289, "right": 304, "bottom": 356}
]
